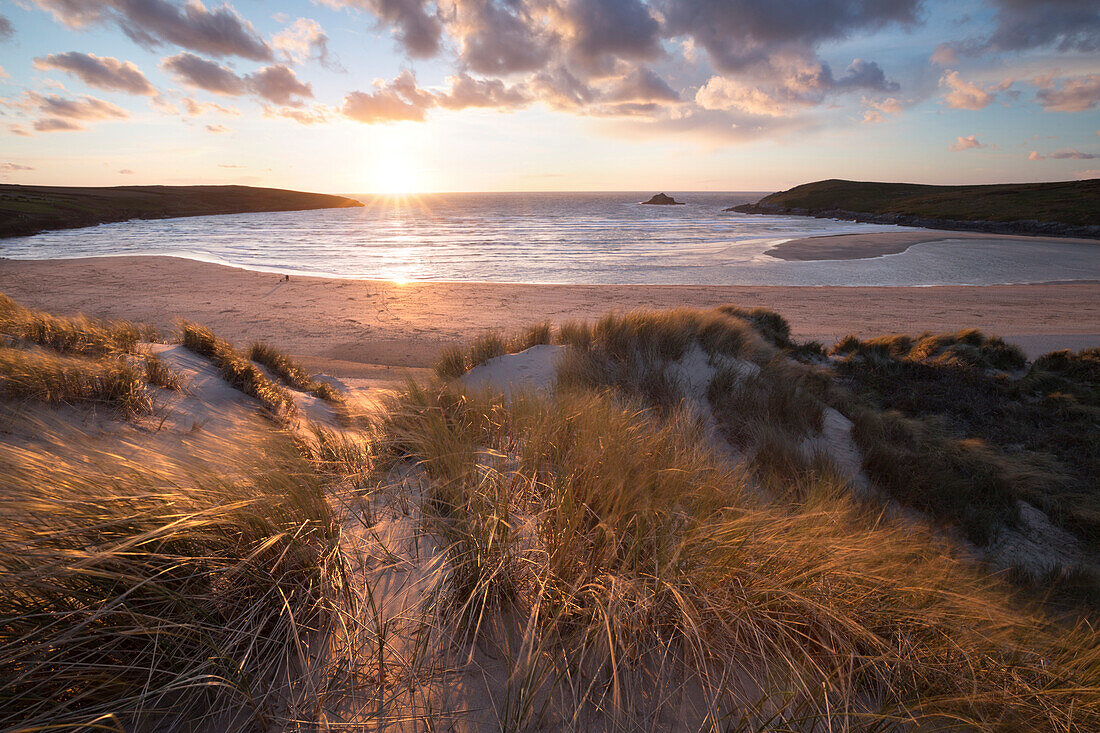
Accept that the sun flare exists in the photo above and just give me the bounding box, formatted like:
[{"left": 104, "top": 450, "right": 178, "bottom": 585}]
[{"left": 372, "top": 154, "right": 419, "bottom": 195}]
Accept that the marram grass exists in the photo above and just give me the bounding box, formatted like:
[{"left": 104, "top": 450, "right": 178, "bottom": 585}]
[
  {"left": 248, "top": 341, "right": 342, "bottom": 402},
  {"left": 0, "top": 291, "right": 152, "bottom": 355},
  {"left": 377, "top": 382, "right": 1100, "bottom": 730},
  {"left": 181, "top": 322, "right": 297, "bottom": 420},
  {"left": 0, "top": 345, "right": 152, "bottom": 415},
  {"left": 0, "top": 434, "right": 346, "bottom": 731}
]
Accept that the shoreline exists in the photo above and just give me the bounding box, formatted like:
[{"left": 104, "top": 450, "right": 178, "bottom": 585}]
[
  {"left": 765, "top": 230, "right": 1100, "bottom": 261},
  {"left": 1, "top": 255, "right": 1097, "bottom": 377}
]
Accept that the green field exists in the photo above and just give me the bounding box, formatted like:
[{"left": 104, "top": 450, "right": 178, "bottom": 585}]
[
  {"left": 0, "top": 184, "right": 364, "bottom": 238},
  {"left": 738, "top": 178, "right": 1099, "bottom": 227}
]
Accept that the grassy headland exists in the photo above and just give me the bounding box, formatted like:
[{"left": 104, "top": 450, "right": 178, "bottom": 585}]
[
  {"left": 0, "top": 183, "right": 363, "bottom": 238},
  {"left": 730, "top": 178, "right": 1100, "bottom": 237}
]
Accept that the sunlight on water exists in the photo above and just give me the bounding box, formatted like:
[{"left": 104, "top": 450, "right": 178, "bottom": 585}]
[{"left": 3, "top": 192, "right": 1097, "bottom": 286}]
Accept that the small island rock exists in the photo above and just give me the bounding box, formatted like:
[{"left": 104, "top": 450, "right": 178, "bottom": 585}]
[{"left": 641, "top": 193, "right": 684, "bottom": 205}]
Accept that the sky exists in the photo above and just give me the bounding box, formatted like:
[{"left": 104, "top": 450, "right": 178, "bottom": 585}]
[{"left": 0, "top": 0, "right": 1097, "bottom": 193}]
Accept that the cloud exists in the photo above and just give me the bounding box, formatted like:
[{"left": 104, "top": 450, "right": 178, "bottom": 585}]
[
  {"left": 316, "top": 0, "right": 911, "bottom": 142},
  {"left": 118, "top": 168, "right": 134, "bottom": 174},
  {"left": 556, "top": 0, "right": 662, "bottom": 73},
  {"left": 528, "top": 66, "right": 599, "bottom": 110},
  {"left": 272, "top": 17, "right": 339, "bottom": 69},
  {"left": 29, "top": 93, "right": 130, "bottom": 121},
  {"left": 659, "top": 0, "right": 919, "bottom": 73},
  {"left": 983, "top": 0, "right": 1098, "bottom": 54},
  {"left": 444, "top": 0, "right": 553, "bottom": 75},
  {"left": 9, "top": 124, "right": 33, "bottom": 136},
  {"left": 32, "top": 0, "right": 273, "bottom": 60},
  {"left": 860, "top": 96, "right": 902, "bottom": 123},
  {"left": 341, "top": 70, "right": 435, "bottom": 122},
  {"left": 930, "top": 43, "right": 957, "bottom": 66},
  {"left": 34, "top": 117, "right": 85, "bottom": 131},
  {"left": 435, "top": 72, "right": 530, "bottom": 110},
  {"left": 949, "top": 134, "right": 985, "bottom": 151},
  {"left": 263, "top": 104, "right": 330, "bottom": 125},
  {"left": 940, "top": 70, "right": 1002, "bottom": 110},
  {"left": 217, "top": 163, "right": 245, "bottom": 168},
  {"left": 205, "top": 122, "right": 230, "bottom": 132},
  {"left": 335, "top": 0, "right": 441, "bottom": 58},
  {"left": 937, "top": 0, "right": 1098, "bottom": 60},
  {"left": 696, "top": 57, "right": 897, "bottom": 117},
  {"left": 247, "top": 64, "right": 313, "bottom": 106},
  {"left": 183, "top": 96, "right": 239, "bottom": 115},
  {"left": 161, "top": 53, "right": 313, "bottom": 105},
  {"left": 0, "top": 163, "right": 35, "bottom": 172},
  {"left": 161, "top": 52, "right": 246, "bottom": 95},
  {"left": 34, "top": 52, "right": 156, "bottom": 95},
  {"left": 1028, "top": 148, "right": 1097, "bottom": 160},
  {"left": 604, "top": 67, "right": 679, "bottom": 103},
  {"left": 5, "top": 91, "right": 131, "bottom": 133},
  {"left": 0, "top": 13, "right": 13, "bottom": 41},
  {"left": 1034, "top": 74, "right": 1100, "bottom": 112}
]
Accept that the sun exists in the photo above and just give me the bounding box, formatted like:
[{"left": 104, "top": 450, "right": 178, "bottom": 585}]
[{"left": 372, "top": 152, "right": 419, "bottom": 194}]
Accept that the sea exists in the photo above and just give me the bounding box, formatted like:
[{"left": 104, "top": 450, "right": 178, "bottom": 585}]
[{"left": 3, "top": 192, "right": 1097, "bottom": 286}]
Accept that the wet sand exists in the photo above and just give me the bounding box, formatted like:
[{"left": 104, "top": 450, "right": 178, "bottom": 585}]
[
  {"left": 766, "top": 231, "right": 1099, "bottom": 261},
  {"left": 1, "top": 256, "right": 1096, "bottom": 376}
]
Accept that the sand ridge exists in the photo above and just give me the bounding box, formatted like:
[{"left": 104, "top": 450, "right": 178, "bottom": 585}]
[{"left": 765, "top": 230, "right": 1099, "bottom": 261}]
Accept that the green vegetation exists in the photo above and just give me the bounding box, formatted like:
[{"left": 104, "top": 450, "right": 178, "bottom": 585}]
[
  {"left": 0, "top": 183, "right": 364, "bottom": 238},
  {"left": 740, "top": 178, "right": 1100, "bottom": 226},
  {"left": 440, "top": 309, "right": 1099, "bottom": 595},
  {"left": 831, "top": 333, "right": 1099, "bottom": 551}
]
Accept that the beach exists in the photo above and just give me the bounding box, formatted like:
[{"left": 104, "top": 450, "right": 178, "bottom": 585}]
[
  {"left": 765, "top": 231, "right": 1100, "bottom": 261},
  {"left": 1, "top": 254, "right": 1096, "bottom": 378}
]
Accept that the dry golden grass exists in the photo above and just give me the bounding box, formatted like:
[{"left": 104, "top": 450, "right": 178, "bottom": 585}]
[
  {"left": 0, "top": 424, "right": 348, "bottom": 731},
  {"left": 376, "top": 382, "right": 1100, "bottom": 730},
  {"left": 141, "top": 350, "right": 184, "bottom": 391},
  {"left": 0, "top": 345, "right": 152, "bottom": 415},
  {"left": 181, "top": 323, "right": 296, "bottom": 420},
  {"left": 3, "top": 300, "right": 1097, "bottom": 730},
  {"left": 248, "top": 341, "right": 342, "bottom": 402},
  {"left": 0, "top": 291, "right": 152, "bottom": 355},
  {"left": 832, "top": 329, "right": 1027, "bottom": 371}
]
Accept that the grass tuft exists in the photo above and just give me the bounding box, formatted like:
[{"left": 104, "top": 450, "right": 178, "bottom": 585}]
[
  {"left": 717, "top": 305, "right": 793, "bottom": 348},
  {"left": 0, "top": 437, "right": 344, "bottom": 730},
  {"left": 248, "top": 342, "right": 342, "bottom": 402},
  {"left": 0, "top": 346, "right": 152, "bottom": 415},
  {"left": 181, "top": 323, "right": 296, "bottom": 419},
  {"left": 0, "top": 291, "right": 152, "bottom": 355},
  {"left": 142, "top": 351, "right": 184, "bottom": 391}
]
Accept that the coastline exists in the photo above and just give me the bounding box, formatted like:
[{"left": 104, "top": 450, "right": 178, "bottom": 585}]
[
  {"left": 1, "top": 255, "right": 1096, "bottom": 377},
  {"left": 765, "top": 230, "right": 1100, "bottom": 261},
  {"left": 0, "top": 184, "right": 363, "bottom": 239}
]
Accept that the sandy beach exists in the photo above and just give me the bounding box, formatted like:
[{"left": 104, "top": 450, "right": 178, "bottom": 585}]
[
  {"left": 766, "top": 231, "right": 1100, "bottom": 261},
  {"left": 1, "top": 255, "right": 1097, "bottom": 377}
]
